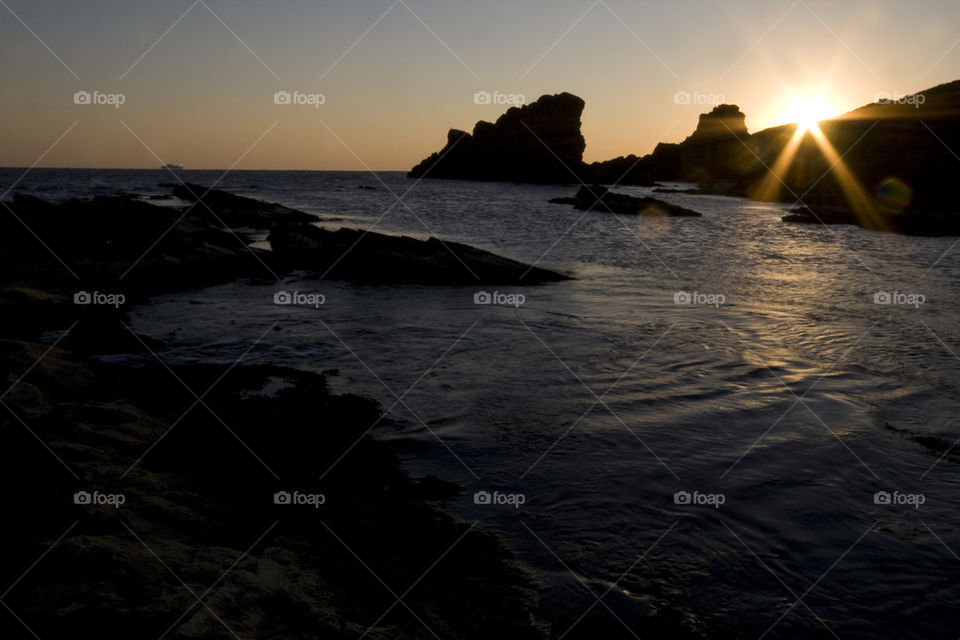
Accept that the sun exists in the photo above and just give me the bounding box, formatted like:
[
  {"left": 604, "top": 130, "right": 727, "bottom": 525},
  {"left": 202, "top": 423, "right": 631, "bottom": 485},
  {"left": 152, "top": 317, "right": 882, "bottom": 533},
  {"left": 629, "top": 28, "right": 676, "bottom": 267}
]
[{"left": 781, "top": 95, "right": 835, "bottom": 133}]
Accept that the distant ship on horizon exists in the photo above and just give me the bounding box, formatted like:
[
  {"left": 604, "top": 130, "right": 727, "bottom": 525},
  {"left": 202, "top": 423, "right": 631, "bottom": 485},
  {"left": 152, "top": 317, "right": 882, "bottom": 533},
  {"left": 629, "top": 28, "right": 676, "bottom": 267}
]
[{"left": 161, "top": 163, "right": 183, "bottom": 171}]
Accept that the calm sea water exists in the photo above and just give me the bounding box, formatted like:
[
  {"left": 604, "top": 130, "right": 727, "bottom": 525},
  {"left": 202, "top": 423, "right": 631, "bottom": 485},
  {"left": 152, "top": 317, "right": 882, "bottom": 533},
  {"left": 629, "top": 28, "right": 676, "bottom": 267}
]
[{"left": 6, "top": 168, "right": 960, "bottom": 638}]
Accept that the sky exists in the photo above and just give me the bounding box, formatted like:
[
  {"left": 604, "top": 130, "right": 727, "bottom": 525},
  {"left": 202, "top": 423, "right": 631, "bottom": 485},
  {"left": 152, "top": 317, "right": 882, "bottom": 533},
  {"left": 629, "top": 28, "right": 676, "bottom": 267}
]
[{"left": 0, "top": 0, "right": 957, "bottom": 170}]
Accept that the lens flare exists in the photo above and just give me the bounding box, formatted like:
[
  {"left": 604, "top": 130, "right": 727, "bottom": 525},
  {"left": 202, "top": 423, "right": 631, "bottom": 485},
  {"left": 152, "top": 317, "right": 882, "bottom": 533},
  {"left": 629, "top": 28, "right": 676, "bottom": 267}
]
[{"left": 780, "top": 95, "right": 836, "bottom": 133}]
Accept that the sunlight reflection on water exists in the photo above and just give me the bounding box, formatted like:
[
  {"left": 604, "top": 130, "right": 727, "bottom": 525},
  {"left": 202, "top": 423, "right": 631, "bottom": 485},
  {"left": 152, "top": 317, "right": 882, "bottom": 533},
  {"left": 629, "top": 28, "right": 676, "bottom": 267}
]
[{"left": 12, "top": 168, "right": 959, "bottom": 637}]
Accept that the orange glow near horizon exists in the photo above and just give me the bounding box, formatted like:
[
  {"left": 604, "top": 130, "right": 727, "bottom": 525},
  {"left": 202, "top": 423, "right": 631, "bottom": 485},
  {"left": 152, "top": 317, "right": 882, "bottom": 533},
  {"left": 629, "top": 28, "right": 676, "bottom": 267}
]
[{"left": 0, "top": 3, "right": 956, "bottom": 169}]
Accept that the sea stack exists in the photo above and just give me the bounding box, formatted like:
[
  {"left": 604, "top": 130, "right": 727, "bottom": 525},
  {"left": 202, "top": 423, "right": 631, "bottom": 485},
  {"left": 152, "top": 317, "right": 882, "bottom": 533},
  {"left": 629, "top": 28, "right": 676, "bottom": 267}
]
[
  {"left": 685, "top": 104, "right": 749, "bottom": 141},
  {"left": 408, "top": 92, "right": 587, "bottom": 183}
]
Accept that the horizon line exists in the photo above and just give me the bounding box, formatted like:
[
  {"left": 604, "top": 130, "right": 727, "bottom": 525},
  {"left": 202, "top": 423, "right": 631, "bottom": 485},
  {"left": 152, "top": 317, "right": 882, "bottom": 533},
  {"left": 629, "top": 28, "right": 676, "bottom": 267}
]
[{"left": 0, "top": 166, "right": 412, "bottom": 172}]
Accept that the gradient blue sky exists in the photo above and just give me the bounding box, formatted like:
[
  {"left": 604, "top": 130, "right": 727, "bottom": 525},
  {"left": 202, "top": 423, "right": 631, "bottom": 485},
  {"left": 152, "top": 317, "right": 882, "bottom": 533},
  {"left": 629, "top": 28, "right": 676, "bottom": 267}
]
[{"left": 1, "top": 0, "right": 957, "bottom": 169}]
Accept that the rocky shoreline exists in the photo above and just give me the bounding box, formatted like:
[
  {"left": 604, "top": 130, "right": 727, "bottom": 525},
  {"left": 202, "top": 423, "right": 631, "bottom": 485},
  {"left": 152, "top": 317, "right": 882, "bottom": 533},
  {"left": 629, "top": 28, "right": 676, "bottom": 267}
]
[
  {"left": 0, "top": 185, "right": 564, "bottom": 639},
  {"left": 1, "top": 182, "right": 741, "bottom": 638},
  {"left": 1, "top": 343, "right": 543, "bottom": 639}
]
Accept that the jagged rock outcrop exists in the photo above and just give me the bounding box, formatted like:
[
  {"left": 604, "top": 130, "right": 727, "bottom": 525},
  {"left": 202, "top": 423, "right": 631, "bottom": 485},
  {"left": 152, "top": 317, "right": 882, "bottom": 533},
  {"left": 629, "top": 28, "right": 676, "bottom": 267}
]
[
  {"left": 685, "top": 104, "right": 749, "bottom": 141},
  {"left": 408, "top": 93, "right": 586, "bottom": 183},
  {"left": 585, "top": 104, "right": 752, "bottom": 185},
  {"left": 408, "top": 79, "right": 960, "bottom": 233}
]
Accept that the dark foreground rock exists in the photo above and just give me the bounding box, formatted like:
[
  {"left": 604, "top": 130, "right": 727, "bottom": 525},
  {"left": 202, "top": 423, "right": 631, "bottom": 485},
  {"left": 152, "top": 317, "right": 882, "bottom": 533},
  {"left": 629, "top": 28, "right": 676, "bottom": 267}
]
[
  {"left": 0, "top": 192, "right": 274, "bottom": 301},
  {"left": 0, "top": 340, "right": 542, "bottom": 640},
  {"left": 270, "top": 225, "right": 570, "bottom": 284},
  {"left": 408, "top": 93, "right": 586, "bottom": 183},
  {"left": 0, "top": 188, "right": 568, "bottom": 341},
  {"left": 0, "top": 183, "right": 563, "bottom": 638},
  {"left": 549, "top": 185, "right": 702, "bottom": 217}
]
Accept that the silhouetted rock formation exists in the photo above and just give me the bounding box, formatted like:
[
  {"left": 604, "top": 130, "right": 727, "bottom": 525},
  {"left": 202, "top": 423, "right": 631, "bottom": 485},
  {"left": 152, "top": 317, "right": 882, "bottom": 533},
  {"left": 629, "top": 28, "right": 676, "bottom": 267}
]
[
  {"left": 582, "top": 155, "right": 659, "bottom": 187},
  {"left": 588, "top": 80, "right": 960, "bottom": 233},
  {"left": 409, "top": 80, "right": 960, "bottom": 233},
  {"left": 734, "top": 81, "right": 960, "bottom": 233},
  {"left": 550, "top": 185, "right": 702, "bottom": 217},
  {"left": 801, "top": 82, "right": 960, "bottom": 214},
  {"left": 687, "top": 104, "right": 749, "bottom": 140},
  {"left": 586, "top": 104, "right": 752, "bottom": 186},
  {"left": 270, "top": 225, "right": 569, "bottom": 284},
  {"left": 408, "top": 93, "right": 586, "bottom": 183}
]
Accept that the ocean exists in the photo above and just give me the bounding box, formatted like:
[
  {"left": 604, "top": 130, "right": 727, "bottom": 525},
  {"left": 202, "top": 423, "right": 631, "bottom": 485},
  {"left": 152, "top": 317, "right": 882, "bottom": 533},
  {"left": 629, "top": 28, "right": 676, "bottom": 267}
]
[{"left": 5, "top": 167, "right": 960, "bottom": 638}]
